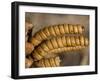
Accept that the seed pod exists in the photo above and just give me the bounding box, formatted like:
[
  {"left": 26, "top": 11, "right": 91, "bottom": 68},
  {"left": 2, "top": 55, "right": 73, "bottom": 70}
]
[
  {"left": 25, "top": 21, "right": 33, "bottom": 32},
  {"left": 32, "top": 36, "right": 89, "bottom": 60},
  {"left": 30, "top": 24, "right": 84, "bottom": 48},
  {"left": 35, "top": 56, "right": 61, "bottom": 67},
  {"left": 25, "top": 57, "right": 33, "bottom": 68},
  {"left": 25, "top": 21, "right": 33, "bottom": 36},
  {"left": 25, "top": 42, "right": 34, "bottom": 55}
]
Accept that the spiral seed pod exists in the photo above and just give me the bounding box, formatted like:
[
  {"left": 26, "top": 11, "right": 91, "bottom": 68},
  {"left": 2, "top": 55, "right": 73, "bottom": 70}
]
[
  {"left": 25, "top": 42, "right": 34, "bottom": 55},
  {"left": 32, "top": 36, "right": 89, "bottom": 60},
  {"left": 25, "top": 20, "right": 33, "bottom": 36},
  {"left": 25, "top": 57, "right": 33, "bottom": 68},
  {"left": 30, "top": 24, "right": 85, "bottom": 48},
  {"left": 35, "top": 56, "right": 61, "bottom": 67}
]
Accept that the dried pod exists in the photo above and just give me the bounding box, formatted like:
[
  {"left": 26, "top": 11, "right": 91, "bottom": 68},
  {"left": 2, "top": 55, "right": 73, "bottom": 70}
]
[
  {"left": 35, "top": 56, "right": 61, "bottom": 67},
  {"left": 30, "top": 24, "right": 84, "bottom": 48},
  {"left": 32, "top": 36, "right": 89, "bottom": 60},
  {"left": 25, "top": 42, "right": 34, "bottom": 55},
  {"left": 25, "top": 57, "right": 33, "bottom": 68},
  {"left": 25, "top": 21, "right": 33, "bottom": 35}
]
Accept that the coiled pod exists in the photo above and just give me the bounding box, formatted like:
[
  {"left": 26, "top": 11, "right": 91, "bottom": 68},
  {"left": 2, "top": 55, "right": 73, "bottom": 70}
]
[
  {"left": 25, "top": 42, "right": 34, "bottom": 55},
  {"left": 25, "top": 57, "right": 33, "bottom": 68},
  {"left": 35, "top": 56, "right": 61, "bottom": 67},
  {"left": 30, "top": 24, "right": 85, "bottom": 48},
  {"left": 32, "top": 36, "right": 89, "bottom": 61}
]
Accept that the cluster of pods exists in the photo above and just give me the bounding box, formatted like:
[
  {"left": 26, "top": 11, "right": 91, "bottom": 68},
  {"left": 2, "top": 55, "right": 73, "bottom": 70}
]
[{"left": 25, "top": 23, "right": 89, "bottom": 68}]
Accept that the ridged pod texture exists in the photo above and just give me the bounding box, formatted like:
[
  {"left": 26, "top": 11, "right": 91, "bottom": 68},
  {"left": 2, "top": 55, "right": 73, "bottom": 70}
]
[
  {"left": 31, "top": 24, "right": 84, "bottom": 47},
  {"left": 35, "top": 56, "right": 61, "bottom": 67},
  {"left": 32, "top": 36, "right": 89, "bottom": 60}
]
